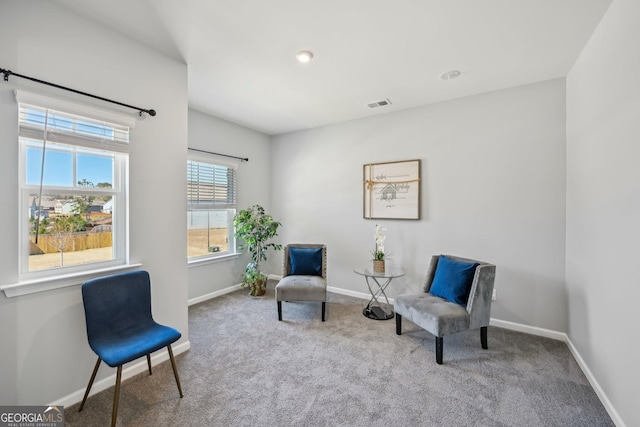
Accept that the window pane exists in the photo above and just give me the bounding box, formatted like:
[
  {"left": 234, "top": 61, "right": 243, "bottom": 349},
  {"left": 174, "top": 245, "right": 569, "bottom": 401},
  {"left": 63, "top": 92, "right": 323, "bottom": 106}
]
[
  {"left": 77, "top": 153, "right": 114, "bottom": 187},
  {"left": 28, "top": 193, "right": 114, "bottom": 272},
  {"left": 26, "top": 141, "right": 116, "bottom": 188},
  {"left": 26, "top": 143, "right": 73, "bottom": 186},
  {"left": 187, "top": 209, "right": 231, "bottom": 258}
]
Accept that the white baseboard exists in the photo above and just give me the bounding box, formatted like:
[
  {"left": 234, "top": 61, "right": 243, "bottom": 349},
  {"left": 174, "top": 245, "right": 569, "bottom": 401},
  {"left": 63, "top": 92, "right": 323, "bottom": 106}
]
[
  {"left": 327, "top": 285, "right": 372, "bottom": 301},
  {"left": 489, "top": 318, "right": 568, "bottom": 341},
  {"left": 188, "top": 284, "right": 242, "bottom": 306},
  {"left": 188, "top": 274, "right": 283, "bottom": 306},
  {"left": 51, "top": 341, "right": 191, "bottom": 408},
  {"left": 267, "top": 274, "right": 282, "bottom": 281},
  {"left": 564, "top": 337, "right": 626, "bottom": 427}
]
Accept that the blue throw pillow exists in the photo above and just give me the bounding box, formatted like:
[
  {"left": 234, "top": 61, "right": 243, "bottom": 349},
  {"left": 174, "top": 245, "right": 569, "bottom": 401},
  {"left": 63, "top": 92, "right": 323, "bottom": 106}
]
[
  {"left": 289, "top": 247, "right": 323, "bottom": 276},
  {"left": 429, "top": 255, "right": 478, "bottom": 306}
]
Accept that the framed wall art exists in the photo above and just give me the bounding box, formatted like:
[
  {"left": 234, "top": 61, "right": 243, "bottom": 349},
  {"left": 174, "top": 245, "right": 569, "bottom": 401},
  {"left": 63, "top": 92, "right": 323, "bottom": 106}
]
[{"left": 363, "top": 159, "right": 421, "bottom": 220}]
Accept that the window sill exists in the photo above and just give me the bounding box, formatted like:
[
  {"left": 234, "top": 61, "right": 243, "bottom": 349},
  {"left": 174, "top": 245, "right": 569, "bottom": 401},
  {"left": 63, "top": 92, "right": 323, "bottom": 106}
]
[
  {"left": 188, "top": 253, "right": 240, "bottom": 268},
  {"left": 1, "top": 263, "right": 143, "bottom": 298}
]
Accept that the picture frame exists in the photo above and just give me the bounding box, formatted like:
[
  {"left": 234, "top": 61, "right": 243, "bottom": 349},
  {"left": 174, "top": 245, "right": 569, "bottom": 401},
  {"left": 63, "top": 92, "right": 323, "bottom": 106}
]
[{"left": 363, "top": 159, "right": 421, "bottom": 220}]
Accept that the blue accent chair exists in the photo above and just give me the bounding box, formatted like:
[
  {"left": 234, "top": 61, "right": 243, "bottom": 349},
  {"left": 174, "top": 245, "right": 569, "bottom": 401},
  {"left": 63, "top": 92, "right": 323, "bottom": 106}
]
[{"left": 78, "top": 270, "right": 183, "bottom": 427}]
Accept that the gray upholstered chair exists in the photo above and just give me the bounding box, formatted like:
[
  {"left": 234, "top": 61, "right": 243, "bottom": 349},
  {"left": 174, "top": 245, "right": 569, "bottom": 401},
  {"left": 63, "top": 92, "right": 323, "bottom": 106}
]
[
  {"left": 394, "top": 254, "right": 496, "bottom": 365},
  {"left": 276, "top": 244, "right": 327, "bottom": 321}
]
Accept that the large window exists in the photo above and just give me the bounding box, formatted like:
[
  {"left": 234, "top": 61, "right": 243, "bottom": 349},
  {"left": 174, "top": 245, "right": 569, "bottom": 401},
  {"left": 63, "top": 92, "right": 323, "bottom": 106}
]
[
  {"left": 18, "top": 91, "right": 131, "bottom": 278},
  {"left": 187, "top": 155, "right": 237, "bottom": 260}
]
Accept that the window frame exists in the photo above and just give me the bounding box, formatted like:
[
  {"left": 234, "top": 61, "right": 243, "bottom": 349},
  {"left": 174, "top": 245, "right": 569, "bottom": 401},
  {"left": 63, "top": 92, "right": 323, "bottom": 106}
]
[
  {"left": 15, "top": 90, "right": 133, "bottom": 282},
  {"left": 187, "top": 152, "right": 238, "bottom": 263}
]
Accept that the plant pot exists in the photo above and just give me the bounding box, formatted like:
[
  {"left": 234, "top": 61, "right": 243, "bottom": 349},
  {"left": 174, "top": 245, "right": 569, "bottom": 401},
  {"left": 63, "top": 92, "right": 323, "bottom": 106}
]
[
  {"left": 373, "top": 259, "right": 385, "bottom": 273},
  {"left": 248, "top": 277, "right": 267, "bottom": 297},
  {"left": 249, "top": 286, "right": 267, "bottom": 297}
]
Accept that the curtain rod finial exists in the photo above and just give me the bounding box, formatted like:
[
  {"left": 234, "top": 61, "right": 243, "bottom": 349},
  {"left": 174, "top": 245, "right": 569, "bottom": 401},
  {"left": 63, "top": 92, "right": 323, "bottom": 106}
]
[{"left": 139, "top": 109, "right": 156, "bottom": 119}]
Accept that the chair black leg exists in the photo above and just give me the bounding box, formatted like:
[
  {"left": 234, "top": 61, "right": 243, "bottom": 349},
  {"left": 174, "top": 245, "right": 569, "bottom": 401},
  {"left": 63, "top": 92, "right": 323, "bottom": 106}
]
[
  {"left": 435, "top": 336, "right": 443, "bottom": 365},
  {"left": 79, "top": 357, "right": 102, "bottom": 412},
  {"left": 396, "top": 314, "right": 402, "bottom": 335},
  {"left": 481, "top": 326, "right": 488, "bottom": 349},
  {"left": 321, "top": 302, "right": 326, "bottom": 321},
  {"left": 167, "top": 345, "right": 184, "bottom": 398},
  {"left": 147, "top": 354, "right": 152, "bottom": 375},
  {"left": 111, "top": 365, "right": 122, "bottom": 427},
  {"left": 277, "top": 301, "right": 282, "bottom": 321}
]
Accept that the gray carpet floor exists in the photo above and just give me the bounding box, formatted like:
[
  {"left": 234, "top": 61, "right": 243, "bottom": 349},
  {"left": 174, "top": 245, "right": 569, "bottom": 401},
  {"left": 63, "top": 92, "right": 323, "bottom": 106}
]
[{"left": 65, "top": 289, "right": 614, "bottom": 426}]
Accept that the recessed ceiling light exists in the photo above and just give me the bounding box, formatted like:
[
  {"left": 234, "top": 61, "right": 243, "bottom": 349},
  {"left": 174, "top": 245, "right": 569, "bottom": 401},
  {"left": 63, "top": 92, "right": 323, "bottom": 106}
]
[
  {"left": 296, "top": 51, "right": 314, "bottom": 63},
  {"left": 440, "top": 70, "right": 461, "bottom": 80}
]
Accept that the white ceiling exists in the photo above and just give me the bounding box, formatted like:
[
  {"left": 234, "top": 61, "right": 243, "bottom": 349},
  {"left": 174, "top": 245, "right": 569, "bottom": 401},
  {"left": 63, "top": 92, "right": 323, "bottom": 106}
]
[{"left": 54, "top": 0, "right": 612, "bottom": 135}]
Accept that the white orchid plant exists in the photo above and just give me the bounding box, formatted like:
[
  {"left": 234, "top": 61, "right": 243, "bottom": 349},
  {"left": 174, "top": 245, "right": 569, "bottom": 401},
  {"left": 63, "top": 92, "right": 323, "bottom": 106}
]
[{"left": 372, "top": 224, "right": 387, "bottom": 261}]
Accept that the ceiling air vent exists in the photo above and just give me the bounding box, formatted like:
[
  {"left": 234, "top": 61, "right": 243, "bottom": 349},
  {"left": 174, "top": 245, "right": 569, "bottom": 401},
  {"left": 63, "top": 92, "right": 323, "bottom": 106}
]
[
  {"left": 440, "top": 70, "right": 461, "bottom": 80},
  {"left": 367, "top": 98, "right": 392, "bottom": 109}
]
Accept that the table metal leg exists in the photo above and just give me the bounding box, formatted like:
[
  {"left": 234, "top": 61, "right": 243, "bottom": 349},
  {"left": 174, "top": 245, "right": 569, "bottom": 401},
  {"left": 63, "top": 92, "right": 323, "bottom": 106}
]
[{"left": 363, "top": 276, "right": 394, "bottom": 320}]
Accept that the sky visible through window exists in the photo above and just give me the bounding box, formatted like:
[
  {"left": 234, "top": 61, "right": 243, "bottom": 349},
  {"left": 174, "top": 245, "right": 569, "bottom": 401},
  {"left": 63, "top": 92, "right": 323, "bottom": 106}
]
[
  {"left": 24, "top": 107, "right": 116, "bottom": 187},
  {"left": 26, "top": 146, "right": 114, "bottom": 187}
]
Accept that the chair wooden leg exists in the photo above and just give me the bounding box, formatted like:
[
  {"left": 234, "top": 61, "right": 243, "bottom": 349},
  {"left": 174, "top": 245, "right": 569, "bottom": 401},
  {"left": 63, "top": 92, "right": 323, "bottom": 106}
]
[
  {"left": 481, "top": 326, "right": 488, "bottom": 349},
  {"left": 147, "top": 354, "right": 152, "bottom": 375},
  {"left": 167, "top": 345, "right": 184, "bottom": 398},
  {"left": 396, "top": 314, "right": 402, "bottom": 335},
  {"left": 111, "top": 365, "right": 122, "bottom": 427},
  {"left": 277, "top": 301, "right": 282, "bottom": 321},
  {"left": 321, "top": 302, "right": 326, "bottom": 321},
  {"left": 435, "top": 336, "right": 443, "bottom": 365},
  {"left": 79, "top": 357, "right": 102, "bottom": 412}
]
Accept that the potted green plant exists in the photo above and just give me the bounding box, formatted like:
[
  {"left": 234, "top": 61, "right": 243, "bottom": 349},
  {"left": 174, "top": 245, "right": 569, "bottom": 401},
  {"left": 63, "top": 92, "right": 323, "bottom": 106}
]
[{"left": 233, "top": 204, "right": 282, "bottom": 296}]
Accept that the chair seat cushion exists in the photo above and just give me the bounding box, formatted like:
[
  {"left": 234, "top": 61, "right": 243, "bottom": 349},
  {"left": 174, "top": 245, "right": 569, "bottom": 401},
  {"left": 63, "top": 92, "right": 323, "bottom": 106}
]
[
  {"left": 90, "top": 322, "right": 181, "bottom": 367},
  {"left": 394, "top": 293, "right": 470, "bottom": 337},
  {"left": 276, "top": 275, "right": 327, "bottom": 302}
]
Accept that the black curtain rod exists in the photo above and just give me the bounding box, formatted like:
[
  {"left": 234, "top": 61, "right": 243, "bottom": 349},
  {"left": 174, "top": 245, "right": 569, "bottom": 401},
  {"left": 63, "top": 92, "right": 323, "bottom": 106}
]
[
  {"left": 188, "top": 147, "right": 249, "bottom": 162},
  {"left": 1, "top": 67, "right": 156, "bottom": 117}
]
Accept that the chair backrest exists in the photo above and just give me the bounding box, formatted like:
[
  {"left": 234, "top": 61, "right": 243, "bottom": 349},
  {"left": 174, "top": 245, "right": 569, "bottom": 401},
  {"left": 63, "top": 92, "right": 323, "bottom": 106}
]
[
  {"left": 282, "top": 244, "right": 327, "bottom": 279},
  {"left": 82, "top": 270, "right": 155, "bottom": 344},
  {"left": 422, "top": 255, "right": 496, "bottom": 328}
]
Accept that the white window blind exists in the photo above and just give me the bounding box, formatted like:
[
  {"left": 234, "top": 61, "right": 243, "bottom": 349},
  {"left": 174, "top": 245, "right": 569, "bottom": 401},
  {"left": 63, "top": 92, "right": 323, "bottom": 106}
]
[
  {"left": 18, "top": 103, "right": 131, "bottom": 154},
  {"left": 187, "top": 160, "right": 237, "bottom": 209},
  {"left": 15, "top": 89, "right": 135, "bottom": 153}
]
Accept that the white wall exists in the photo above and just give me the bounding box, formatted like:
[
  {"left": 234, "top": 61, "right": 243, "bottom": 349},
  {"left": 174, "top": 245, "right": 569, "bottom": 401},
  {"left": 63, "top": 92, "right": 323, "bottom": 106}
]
[
  {"left": 272, "top": 79, "right": 567, "bottom": 332},
  {"left": 0, "top": 2, "right": 188, "bottom": 405},
  {"left": 566, "top": 0, "right": 640, "bottom": 425},
  {"left": 187, "top": 109, "right": 273, "bottom": 300}
]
